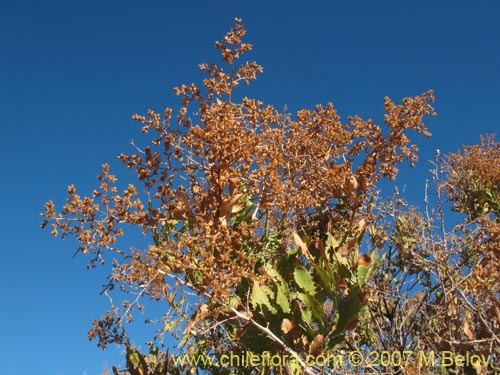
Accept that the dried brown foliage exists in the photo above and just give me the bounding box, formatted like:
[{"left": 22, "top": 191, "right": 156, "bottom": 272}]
[
  {"left": 446, "top": 134, "right": 500, "bottom": 219},
  {"left": 350, "top": 145, "right": 500, "bottom": 374}
]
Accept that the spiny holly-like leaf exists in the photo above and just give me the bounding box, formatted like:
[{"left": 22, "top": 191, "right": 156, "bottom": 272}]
[
  {"left": 294, "top": 266, "right": 316, "bottom": 296},
  {"left": 300, "top": 306, "right": 312, "bottom": 330},
  {"left": 275, "top": 283, "right": 291, "bottom": 314},
  {"left": 251, "top": 281, "right": 277, "bottom": 314},
  {"left": 266, "top": 267, "right": 291, "bottom": 313}
]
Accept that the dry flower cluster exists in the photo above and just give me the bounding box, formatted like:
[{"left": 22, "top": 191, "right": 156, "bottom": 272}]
[{"left": 41, "top": 19, "right": 499, "bottom": 375}]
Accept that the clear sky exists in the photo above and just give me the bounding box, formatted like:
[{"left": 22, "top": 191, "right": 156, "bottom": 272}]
[{"left": 1, "top": 1, "right": 499, "bottom": 374}]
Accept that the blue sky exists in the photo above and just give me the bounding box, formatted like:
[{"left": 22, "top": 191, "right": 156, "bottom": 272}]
[{"left": 1, "top": 1, "right": 499, "bottom": 374}]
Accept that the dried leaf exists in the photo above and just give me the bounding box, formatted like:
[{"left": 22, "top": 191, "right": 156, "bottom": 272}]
[
  {"left": 308, "top": 334, "right": 324, "bottom": 356},
  {"left": 338, "top": 244, "right": 350, "bottom": 256},
  {"left": 293, "top": 232, "right": 310, "bottom": 258},
  {"left": 357, "top": 290, "right": 371, "bottom": 304},
  {"left": 281, "top": 318, "right": 294, "bottom": 336},
  {"left": 184, "top": 304, "right": 209, "bottom": 335},
  {"left": 464, "top": 311, "right": 475, "bottom": 340},
  {"left": 317, "top": 239, "right": 327, "bottom": 260},
  {"left": 231, "top": 201, "right": 246, "bottom": 214},
  {"left": 344, "top": 318, "right": 359, "bottom": 331},
  {"left": 301, "top": 334, "right": 309, "bottom": 349},
  {"left": 357, "top": 218, "right": 366, "bottom": 232},
  {"left": 357, "top": 253, "right": 371, "bottom": 266},
  {"left": 349, "top": 175, "right": 358, "bottom": 190},
  {"left": 228, "top": 176, "right": 240, "bottom": 195},
  {"left": 220, "top": 193, "right": 245, "bottom": 220}
]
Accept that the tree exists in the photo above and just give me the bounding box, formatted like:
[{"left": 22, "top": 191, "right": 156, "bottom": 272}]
[
  {"left": 41, "top": 19, "right": 498, "bottom": 375},
  {"left": 349, "top": 143, "right": 500, "bottom": 375}
]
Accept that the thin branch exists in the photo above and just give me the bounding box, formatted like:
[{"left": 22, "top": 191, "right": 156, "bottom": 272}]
[{"left": 224, "top": 304, "right": 317, "bottom": 375}]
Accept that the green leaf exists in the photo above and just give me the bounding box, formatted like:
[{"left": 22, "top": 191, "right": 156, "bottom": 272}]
[
  {"left": 266, "top": 267, "right": 291, "bottom": 313},
  {"left": 275, "top": 284, "right": 291, "bottom": 313},
  {"left": 128, "top": 348, "right": 141, "bottom": 366},
  {"left": 265, "top": 266, "right": 285, "bottom": 284},
  {"left": 163, "top": 317, "right": 182, "bottom": 332},
  {"left": 324, "top": 334, "right": 345, "bottom": 352},
  {"left": 126, "top": 347, "right": 150, "bottom": 375},
  {"left": 312, "top": 263, "right": 330, "bottom": 287},
  {"left": 311, "top": 261, "right": 337, "bottom": 300},
  {"left": 251, "top": 282, "right": 277, "bottom": 314},
  {"left": 193, "top": 270, "right": 203, "bottom": 284},
  {"left": 300, "top": 305, "right": 312, "bottom": 325},
  {"left": 357, "top": 266, "right": 369, "bottom": 288},
  {"left": 178, "top": 334, "right": 188, "bottom": 347},
  {"left": 148, "top": 345, "right": 158, "bottom": 365},
  {"left": 277, "top": 247, "right": 299, "bottom": 275},
  {"left": 294, "top": 266, "right": 316, "bottom": 295},
  {"left": 334, "top": 286, "right": 362, "bottom": 334},
  {"left": 298, "top": 292, "right": 324, "bottom": 330},
  {"left": 326, "top": 233, "right": 339, "bottom": 251},
  {"left": 228, "top": 295, "right": 241, "bottom": 308},
  {"left": 333, "top": 252, "right": 355, "bottom": 285},
  {"left": 358, "top": 250, "right": 378, "bottom": 288}
]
